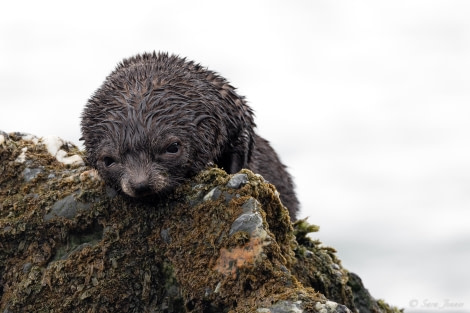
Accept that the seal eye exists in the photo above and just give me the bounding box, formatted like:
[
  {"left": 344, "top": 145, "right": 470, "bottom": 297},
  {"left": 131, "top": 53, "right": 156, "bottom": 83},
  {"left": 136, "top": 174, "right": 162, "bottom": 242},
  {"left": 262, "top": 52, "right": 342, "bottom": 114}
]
[
  {"left": 103, "top": 156, "right": 116, "bottom": 167},
  {"left": 166, "top": 142, "right": 180, "bottom": 154}
]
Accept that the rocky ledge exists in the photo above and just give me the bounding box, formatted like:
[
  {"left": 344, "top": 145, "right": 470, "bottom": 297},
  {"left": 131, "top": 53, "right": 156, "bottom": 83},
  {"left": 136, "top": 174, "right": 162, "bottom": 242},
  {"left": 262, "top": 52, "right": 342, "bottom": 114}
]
[{"left": 0, "top": 131, "right": 402, "bottom": 313}]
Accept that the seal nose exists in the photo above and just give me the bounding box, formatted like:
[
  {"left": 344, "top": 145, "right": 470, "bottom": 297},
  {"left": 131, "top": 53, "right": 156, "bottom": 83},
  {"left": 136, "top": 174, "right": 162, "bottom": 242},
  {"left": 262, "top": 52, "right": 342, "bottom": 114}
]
[{"left": 132, "top": 180, "right": 152, "bottom": 196}]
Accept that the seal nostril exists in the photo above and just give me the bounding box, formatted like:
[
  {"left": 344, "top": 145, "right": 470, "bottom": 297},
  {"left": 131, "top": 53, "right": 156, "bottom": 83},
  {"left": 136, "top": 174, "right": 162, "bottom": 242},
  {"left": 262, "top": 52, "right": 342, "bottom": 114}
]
[{"left": 132, "top": 181, "right": 152, "bottom": 196}]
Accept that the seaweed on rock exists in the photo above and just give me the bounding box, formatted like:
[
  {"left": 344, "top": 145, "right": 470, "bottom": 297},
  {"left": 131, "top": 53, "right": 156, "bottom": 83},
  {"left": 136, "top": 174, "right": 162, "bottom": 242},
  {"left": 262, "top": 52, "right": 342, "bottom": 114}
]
[{"left": 0, "top": 131, "right": 402, "bottom": 313}]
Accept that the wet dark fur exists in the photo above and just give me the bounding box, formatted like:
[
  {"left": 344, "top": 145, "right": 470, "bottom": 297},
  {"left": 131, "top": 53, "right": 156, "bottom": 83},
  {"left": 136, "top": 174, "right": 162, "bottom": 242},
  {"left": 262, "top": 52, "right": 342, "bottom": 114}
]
[{"left": 81, "top": 52, "right": 299, "bottom": 219}]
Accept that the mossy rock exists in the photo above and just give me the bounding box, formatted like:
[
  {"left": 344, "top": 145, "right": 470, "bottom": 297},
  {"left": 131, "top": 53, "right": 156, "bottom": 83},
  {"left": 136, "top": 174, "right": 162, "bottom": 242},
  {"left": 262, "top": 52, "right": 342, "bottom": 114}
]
[{"left": 0, "top": 131, "right": 402, "bottom": 313}]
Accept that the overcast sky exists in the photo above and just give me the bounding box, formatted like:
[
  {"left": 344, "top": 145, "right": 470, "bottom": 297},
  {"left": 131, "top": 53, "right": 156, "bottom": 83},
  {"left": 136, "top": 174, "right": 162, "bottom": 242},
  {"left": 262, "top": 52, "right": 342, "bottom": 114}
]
[{"left": 1, "top": 1, "right": 469, "bottom": 310}]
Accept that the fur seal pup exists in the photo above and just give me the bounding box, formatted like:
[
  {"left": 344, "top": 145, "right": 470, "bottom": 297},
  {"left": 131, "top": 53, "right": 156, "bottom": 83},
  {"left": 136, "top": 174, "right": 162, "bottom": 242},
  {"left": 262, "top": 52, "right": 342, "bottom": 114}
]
[{"left": 81, "top": 52, "right": 299, "bottom": 219}]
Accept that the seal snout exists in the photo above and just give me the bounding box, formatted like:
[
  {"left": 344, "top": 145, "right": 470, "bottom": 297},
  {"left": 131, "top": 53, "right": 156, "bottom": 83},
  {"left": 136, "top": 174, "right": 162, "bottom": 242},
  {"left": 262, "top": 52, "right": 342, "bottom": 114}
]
[
  {"left": 121, "top": 167, "right": 169, "bottom": 198},
  {"left": 121, "top": 169, "right": 152, "bottom": 197},
  {"left": 129, "top": 178, "right": 152, "bottom": 197}
]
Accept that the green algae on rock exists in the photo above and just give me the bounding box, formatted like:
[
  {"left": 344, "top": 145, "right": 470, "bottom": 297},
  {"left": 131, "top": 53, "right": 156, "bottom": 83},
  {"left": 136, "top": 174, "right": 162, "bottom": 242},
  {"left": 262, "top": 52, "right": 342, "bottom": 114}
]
[{"left": 0, "top": 132, "right": 402, "bottom": 313}]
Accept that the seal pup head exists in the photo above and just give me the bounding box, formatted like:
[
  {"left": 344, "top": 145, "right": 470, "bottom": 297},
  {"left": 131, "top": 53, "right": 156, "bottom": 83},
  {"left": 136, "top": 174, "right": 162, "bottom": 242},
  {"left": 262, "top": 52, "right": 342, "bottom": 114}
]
[{"left": 81, "top": 52, "right": 255, "bottom": 197}]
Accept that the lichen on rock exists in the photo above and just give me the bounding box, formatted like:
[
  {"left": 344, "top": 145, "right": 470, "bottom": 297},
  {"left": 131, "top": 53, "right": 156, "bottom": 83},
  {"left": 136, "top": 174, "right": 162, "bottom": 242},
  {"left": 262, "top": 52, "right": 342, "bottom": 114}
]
[{"left": 0, "top": 131, "right": 402, "bottom": 313}]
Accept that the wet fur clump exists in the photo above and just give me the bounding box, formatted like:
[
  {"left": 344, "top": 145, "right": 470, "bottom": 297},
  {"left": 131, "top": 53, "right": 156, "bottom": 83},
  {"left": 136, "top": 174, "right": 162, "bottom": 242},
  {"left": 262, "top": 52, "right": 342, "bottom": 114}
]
[{"left": 81, "top": 52, "right": 299, "bottom": 219}]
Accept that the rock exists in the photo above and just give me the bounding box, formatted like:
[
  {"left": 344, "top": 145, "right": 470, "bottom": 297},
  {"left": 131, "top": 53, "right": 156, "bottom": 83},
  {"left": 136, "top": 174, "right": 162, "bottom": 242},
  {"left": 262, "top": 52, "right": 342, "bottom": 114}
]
[
  {"left": 43, "top": 193, "right": 92, "bottom": 221},
  {"left": 21, "top": 167, "right": 43, "bottom": 182},
  {"left": 0, "top": 131, "right": 7, "bottom": 145},
  {"left": 226, "top": 173, "right": 249, "bottom": 189},
  {"left": 41, "top": 135, "right": 85, "bottom": 166},
  {"left": 0, "top": 131, "right": 402, "bottom": 313},
  {"left": 228, "top": 198, "right": 264, "bottom": 235}
]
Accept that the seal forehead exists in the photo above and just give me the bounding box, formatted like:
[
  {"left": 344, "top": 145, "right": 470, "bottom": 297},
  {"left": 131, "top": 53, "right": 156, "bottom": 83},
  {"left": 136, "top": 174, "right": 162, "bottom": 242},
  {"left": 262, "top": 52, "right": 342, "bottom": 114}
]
[
  {"left": 106, "top": 53, "right": 202, "bottom": 96},
  {"left": 102, "top": 109, "right": 174, "bottom": 150}
]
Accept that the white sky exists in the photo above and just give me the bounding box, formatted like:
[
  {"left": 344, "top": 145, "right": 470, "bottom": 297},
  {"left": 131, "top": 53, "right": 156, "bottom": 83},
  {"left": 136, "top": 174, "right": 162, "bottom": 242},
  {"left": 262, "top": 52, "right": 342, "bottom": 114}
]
[{"left": 1, "top": 0, "right": 469, "bottom": 310}]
